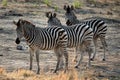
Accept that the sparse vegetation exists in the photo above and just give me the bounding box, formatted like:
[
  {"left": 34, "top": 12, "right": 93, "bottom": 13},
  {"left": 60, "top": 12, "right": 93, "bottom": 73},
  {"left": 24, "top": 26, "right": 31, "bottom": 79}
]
[
  {"left": 72, "top": 0, "right": 82, "bottom": 9},
  {"left": 2, "top": 0, "right": 8, "bottom": 6},
  {"left": 54, "top": 5, "right": 59, "bottom": 12},
  {"left": 42, "top": 0, "right": 51, "bottom": 7},
  {"left": 0, "top": 67, "right": 80, "bottom": 80},
  {"left": 0, "top": 67, "right": 112, "bottom": 80},
  {"left": 87, "top": 0, "right": 100, "bottom": 7},
  {"left": 88, "top": 0, "right": 96, "bottom": 4}
]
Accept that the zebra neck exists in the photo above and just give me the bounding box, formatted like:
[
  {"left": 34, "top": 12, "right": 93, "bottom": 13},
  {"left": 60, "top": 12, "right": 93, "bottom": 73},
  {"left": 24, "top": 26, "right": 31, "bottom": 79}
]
[
  {"left": 75, "top": 19, "right": 80, "bottom": 23},
  {"left": 23, "top": 27, "right": 35, "bottom": 44},
  {"left": 72, "top": 19, "right": 79, "bottom": 24}
]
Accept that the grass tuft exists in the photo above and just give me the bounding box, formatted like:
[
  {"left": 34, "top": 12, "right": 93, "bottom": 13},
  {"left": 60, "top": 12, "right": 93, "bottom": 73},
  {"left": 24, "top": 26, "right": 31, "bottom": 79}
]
[
  {"left": 54, "top": 5, "right": 59, "bottom": 12},
  {"left": 42, "top": 0, "right": 51, "bottom": 7},
  {"left": 0, "top": 67, "right": 110, "bottom": 80},
  {"left": 72, "top": 0, "right": 82, "bottom": 9},
  {"left": 0, "top": 67, "right": 6, "bottom": 74}
]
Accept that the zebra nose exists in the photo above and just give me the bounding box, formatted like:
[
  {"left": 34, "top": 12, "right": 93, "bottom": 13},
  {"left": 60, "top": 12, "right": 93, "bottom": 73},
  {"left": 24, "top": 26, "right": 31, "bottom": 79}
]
[{"left": 15, "top": 38, "right": 20, "bottom": 44}]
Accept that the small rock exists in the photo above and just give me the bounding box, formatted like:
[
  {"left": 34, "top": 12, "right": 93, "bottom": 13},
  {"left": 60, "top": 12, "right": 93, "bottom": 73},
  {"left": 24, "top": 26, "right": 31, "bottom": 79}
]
[
  {"left": 99, "top": 12, "right": 103, "bottom": 14},
  {"left": 0, "top": 28, "right": 3, "bottom": 30},
  {"left": 16, "top": 45, "right": 24, "bottom": 50},
  {"left": 107, "top": 11, "right": 113, "bottom": 15},
  {"left": 4, "top": 10, "right": 23, "bottom": 16},
  {"left": 0, "top": 54, "right": 3, "bottom": 56}
]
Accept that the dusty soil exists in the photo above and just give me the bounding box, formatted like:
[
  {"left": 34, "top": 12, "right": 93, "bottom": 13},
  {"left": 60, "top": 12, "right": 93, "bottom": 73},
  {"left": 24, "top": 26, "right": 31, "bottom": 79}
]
[{"left": 0, "top": 0, "right": 120, "bottom": 80}]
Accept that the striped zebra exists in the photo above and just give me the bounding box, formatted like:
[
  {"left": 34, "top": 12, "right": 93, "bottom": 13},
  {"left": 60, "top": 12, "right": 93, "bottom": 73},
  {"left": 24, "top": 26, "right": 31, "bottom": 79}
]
[
  {"left": 64, "top": 5, "right": 108, "bottom": 61},
  {"left": 13, "top": 19, "right": 68, "bottom": 74},
  {"left": 46, "top": 12, "right": 94, "bottom": 68}
]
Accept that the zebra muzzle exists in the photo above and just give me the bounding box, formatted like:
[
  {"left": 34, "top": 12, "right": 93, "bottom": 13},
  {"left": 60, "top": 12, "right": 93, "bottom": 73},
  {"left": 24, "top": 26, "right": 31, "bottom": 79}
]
[{"left": 15, "top": 38, "right": 20, "bottom": 44}]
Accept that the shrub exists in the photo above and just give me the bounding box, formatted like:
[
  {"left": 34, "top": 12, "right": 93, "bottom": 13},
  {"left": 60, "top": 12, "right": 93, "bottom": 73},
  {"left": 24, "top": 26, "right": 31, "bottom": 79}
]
[
  {"left": 54, "top": 5, "right": 58, "bottom": 11},
  {"left": 43, "top": 0, "right": 51, "bottom": 7},
  {"left": 72, "top": 0, "right": 82, "bottom": 9},
  {"left": 2, "top": 0, "right": 7, "bottom": 6}
]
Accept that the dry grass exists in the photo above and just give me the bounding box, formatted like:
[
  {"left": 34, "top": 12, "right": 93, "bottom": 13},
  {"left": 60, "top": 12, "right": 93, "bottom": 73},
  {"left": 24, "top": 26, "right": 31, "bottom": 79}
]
[{"left": 0, "top": 67, "right": 110, "bottom": 80}]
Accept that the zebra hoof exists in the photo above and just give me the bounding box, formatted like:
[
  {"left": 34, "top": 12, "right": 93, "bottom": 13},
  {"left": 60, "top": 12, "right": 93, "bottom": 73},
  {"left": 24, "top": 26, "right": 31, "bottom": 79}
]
[
  {"left": 102, "top": 58, "right": 106, "bottom": 61},
  {"left": 64, "top": 70, "right": 67, "bottom": 73},
  {"left": 53, "top": 70, "right": 57, "bottom": 73},
  {"left": 74, "top": 66, "right": 79, "bottom": 69},
  {"left": 36, "top": 72, "right": 40, "bottom": 74},
  {"left": 90, "top": 58, "right": 94, "bottom": 61},
  {"left": 73, "top": 59, "right": 77, "bottom": 63},
  {"left": 29, "top": 67, "right": 32, "bottom": 70}
]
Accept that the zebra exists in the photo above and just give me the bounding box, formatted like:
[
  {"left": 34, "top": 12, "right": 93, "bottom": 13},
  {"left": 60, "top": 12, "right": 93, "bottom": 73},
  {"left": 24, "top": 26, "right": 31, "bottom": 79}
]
[
  {"left": 13, "top": 19, "right": 68, "bottom": 74},
  {"left": 46, "top": 12, "right": 94, "bottom": 68},
  {"left": 64, "top": 5, "right": 108, "bottom": 61}
]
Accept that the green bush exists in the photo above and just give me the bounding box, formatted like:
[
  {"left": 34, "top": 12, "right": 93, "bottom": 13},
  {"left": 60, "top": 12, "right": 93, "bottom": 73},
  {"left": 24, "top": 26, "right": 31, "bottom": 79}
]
[
  {"left": 2, "top": 0, "right": 7, "bottom": 6},
  {"left": 54, "top": 5, "right": 58, "bottom": 11},
  {"left": 72, "top": 0, "right": 82, "bottom": 9},
  {"left": 43, "top": 0, "right": 51, "bottom": 6},
  {"left": 88, "top": 0, "right": 96, "bottom": 4}
]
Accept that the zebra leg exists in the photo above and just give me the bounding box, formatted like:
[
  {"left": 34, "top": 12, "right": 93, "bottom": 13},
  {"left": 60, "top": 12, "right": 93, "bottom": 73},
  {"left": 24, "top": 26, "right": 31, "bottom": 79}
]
[
  {"left": 87, "top": 47, "right": 92, "bottom": 67},
  {"left": 75, "top": 46, "right": 84, "bottom": 68},
  {"left": 54, "top": 48, "right": 62, "bottom": 73},
  {"left": 59, "top": 56, "right": 64, "bottom": 70},
  {"left": 29, "top": 49, "right": 34, "bottom": 70},
  {"left": 35, "top": 50, "right": 40, "bottom": 74},
  {"left": 62, "top": 48, "right": 68, "bottom": 73},
  {"left": 90, "top": 38, "right": 97, "bottom": 61},
  {"left": 74, "top": 47, "right": 79, "bottom": 62},
  {"left": 100, "top": 36, "right": 107, "bottom": 61}
]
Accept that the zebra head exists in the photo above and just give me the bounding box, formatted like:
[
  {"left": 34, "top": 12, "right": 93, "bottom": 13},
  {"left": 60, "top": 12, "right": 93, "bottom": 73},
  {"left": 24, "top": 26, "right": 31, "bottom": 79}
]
[
  {"left": 13, "top": 19, "right": 35, "bottom": 44},
  {"left": 13, "top": 19, "right": 24, "bottom": 44},
  {"left": 46, "top": 12, "right": 62, "bottom": 27},
  {"left": 64, "top": 5, "right": 77, "bottom": 26}
]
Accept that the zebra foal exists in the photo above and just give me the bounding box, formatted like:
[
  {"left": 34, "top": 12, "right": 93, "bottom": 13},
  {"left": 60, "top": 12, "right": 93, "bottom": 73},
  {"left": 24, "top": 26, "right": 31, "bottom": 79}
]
[
  {"left": 64, "top": 5, "right": 108, "bottom": 61},
  {"left": 46, "top": 12, "right": 94, "bottom": 68},
  {"left": 13, "top": 19, "right": 68, "bottom": 74}
]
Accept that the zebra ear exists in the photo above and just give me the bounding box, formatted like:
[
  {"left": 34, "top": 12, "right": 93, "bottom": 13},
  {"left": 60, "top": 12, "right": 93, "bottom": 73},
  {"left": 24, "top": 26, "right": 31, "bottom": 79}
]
[
  {"left": 53, "top": 13, "right": 56, "bottom": 18},
  {"left": 71, "top": 5, "right": 74, "bottom": 10},
  {"left": 64, "top": 5, "right": 67, "bottom": 10},
  {"left": 13, "top": 21, "right": 17, "bottom": 25},
  {"left": 46, "top": 12, "right": 51, "bottom": 18}
]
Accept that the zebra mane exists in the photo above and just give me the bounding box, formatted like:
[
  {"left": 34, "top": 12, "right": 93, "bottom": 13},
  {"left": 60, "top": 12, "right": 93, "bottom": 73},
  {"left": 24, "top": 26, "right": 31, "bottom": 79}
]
[{"left": 21, "top": 20, "right": 35, "bottom": 27}]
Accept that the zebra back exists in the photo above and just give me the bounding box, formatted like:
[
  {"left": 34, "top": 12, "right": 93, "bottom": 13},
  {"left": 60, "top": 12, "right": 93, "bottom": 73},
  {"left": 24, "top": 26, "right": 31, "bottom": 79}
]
[
  {"left": 72, "top": 24, "right": 93, "bottom": 44},
  {"left": 82, "top": 19, "right": 107, "bottom": 38}
]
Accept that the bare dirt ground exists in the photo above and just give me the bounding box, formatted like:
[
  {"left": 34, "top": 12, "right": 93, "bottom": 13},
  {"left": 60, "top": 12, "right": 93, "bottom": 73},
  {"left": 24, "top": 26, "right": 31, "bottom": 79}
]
[{"left": 0, "top": 0, "right": 120, "bottom": 80}]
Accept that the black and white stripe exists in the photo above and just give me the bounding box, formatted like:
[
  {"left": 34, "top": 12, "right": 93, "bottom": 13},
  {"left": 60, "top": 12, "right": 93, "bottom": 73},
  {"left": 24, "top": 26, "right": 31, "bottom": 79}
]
[
  {"left": 64, "top": 5, "right": 107, "bottom": 61},
  {"left": 13, "top": 19, "right": 68, "bottom": 74},
  {"left": 46, "top": 12, "right": 94, "bottom": 68}
]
